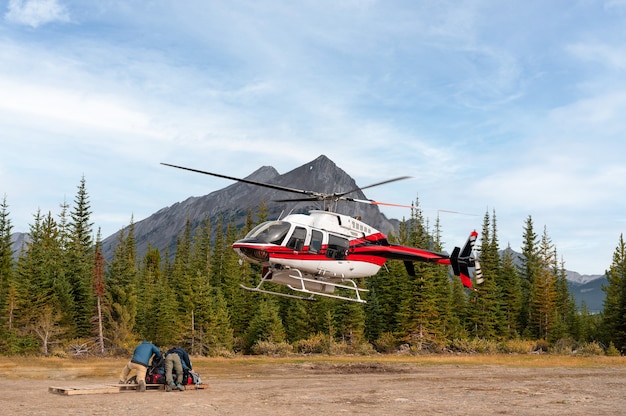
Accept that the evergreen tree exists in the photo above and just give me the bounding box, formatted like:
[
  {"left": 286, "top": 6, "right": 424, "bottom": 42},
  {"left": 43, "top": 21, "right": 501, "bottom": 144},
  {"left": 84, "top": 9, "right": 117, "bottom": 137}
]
[
  {"left": 244, "top": 297, "right": 285, "bottom": 351},
  {"left": 532, "top": 227, "right": 558, "bottom": 340},
  {"left": 601, "top": 234, "right": 626, "bottom": 351},
  {"left": 499, "top": 245, "right": 522, "bottom": 338},
  {"left": 169, "top": 218, "right": 194, "bottom": 347},
  {"left": 15, "top": 211, "right": 69, "bottom": 354},
  {"left": 518, "top": 216, "right": 540, "bottom": 337},
  {"left": 0, "top": 196, "right": 14, "bottom": 331},
  {"left": 92, "top": 230, "right": 107, "bottom": 355},
  {"left": 282, "top": 296, "right": 313, "bottom": 343},
  {"left": 65, "top": 177, "right": 95, "bottom": 338},
  {"left": 205, "top": 287, "right": 235, "bottom": 354},
  {"left": 395, "top": 205, "right": 445, "bottom": 351},
  {"left": 104, "top": 220, "right": 139, "bottom": 353},
  {"left": 467, "top": 210, "right": 500, "bottom": 339},
  {"left": 332, "top": 296, "right": 366, "bottom": 348},
  {"left": 187, "top": 216, "right": 214, "bottom": 355}
]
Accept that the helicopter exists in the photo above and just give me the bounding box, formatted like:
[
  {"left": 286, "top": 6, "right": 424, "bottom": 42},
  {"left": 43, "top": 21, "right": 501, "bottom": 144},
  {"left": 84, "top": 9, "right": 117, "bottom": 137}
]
[{"left": 161, "top": 162, "right": 482, "bottom": 303}]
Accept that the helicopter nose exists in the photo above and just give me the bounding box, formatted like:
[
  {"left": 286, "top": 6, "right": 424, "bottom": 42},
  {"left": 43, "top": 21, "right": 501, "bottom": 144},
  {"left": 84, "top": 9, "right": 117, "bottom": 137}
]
[{"left": 237, "top": 247, "right": 269, "bottom": 263}]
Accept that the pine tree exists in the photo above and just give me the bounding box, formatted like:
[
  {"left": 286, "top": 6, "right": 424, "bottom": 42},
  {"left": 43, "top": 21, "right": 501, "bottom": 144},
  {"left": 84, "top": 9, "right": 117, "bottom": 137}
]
[
  {"left": 205, "top": 287, "right": 234, "bottom": 354},
  {"left": 499, "top": 245, "right": 522, "bottom": 338},
  {"left": 65, "top": 177, "right": 95, "bottom": 338},
  {"left": 518, "top": 216, "right": 540, "bottom": 337},
  {"left": 601, "top": 234, "right": 626, "bottom": 351},
  {"left": 532, "top": 226, "right": 558, "bottom": 341},
  {"left": 467, "top": 210, "right": 500, "bottom": 339},
  {"left": 0, "top": 195, "right": 16, "bottom": 352},
  {"left": 15, "top": 211, "right": 69, "bottom": 354},
  {"left": 395, "top": 204, "right": 445, "bottom": 351},
  {"left": 92, "top": 230, "right": 107, "bottom": 355},
  {"left": 169, "top": 218, "right": 194, "bottom": 347},
  {"left": 187, "top": 216, "right": 214, "bottom": 355},
  {"left": 244, "top": 297, "right": 285, "bottom": 351},
  {"left": 104, "top": 220, "right": 139, "bottom": 353},
  {"left": 332, "top": 296, "right": 366, "bottom": 348},
  {"left": 0, "top": 196, "right": 14, "bottom": 331}
]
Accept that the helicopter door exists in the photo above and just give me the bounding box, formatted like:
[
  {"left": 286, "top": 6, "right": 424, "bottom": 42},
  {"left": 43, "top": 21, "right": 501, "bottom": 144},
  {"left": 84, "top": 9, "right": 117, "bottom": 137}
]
[
  {"left": 308, "top": 229, "right": 323, "bottom": 254},
  {"left": 285, "top": 226, "right": 307, "bottom": 251}
]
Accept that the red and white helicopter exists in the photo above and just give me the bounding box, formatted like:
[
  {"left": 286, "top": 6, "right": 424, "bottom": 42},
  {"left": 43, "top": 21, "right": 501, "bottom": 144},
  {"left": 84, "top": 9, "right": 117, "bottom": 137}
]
[{"left": 162, "top": 163, "right": 482, "bottom": 303}]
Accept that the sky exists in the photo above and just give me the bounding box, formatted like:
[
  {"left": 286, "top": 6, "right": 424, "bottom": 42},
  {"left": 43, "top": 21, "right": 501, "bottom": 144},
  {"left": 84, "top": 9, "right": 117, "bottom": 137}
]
[{"left": 1, "top": 0, "right": 626, "bottom": 275}]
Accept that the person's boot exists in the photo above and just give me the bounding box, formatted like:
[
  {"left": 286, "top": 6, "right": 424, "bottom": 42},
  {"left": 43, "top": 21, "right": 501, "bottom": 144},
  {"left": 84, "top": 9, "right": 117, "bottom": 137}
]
[
  {"left": 166, "top": 382, "right": 175, "bottom": 392},
  {"left": 138, "top": 380, "right": 146, "bottom": 392},
  {"left": 176, "top": 383, "right": 185, "bottom": 391}
]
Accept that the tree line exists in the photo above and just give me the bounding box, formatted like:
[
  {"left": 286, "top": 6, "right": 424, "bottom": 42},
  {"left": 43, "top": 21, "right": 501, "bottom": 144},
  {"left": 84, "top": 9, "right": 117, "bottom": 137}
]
[{"left": 1, "top": 178, "right": 625, "bottom": 356}]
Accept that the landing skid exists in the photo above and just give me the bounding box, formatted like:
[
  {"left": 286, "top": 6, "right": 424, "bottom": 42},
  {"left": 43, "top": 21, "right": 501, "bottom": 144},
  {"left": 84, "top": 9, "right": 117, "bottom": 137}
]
[
  {"left": 240, "top": 268, "right": 368, "bottom": 303},
  {"left": 239, "top": 284, "right": 317, "bottom": 301}
]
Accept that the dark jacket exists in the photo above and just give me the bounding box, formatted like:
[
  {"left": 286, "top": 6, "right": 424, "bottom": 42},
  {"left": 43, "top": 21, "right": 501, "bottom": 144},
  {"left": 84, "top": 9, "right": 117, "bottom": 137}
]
[
  {"left": 131, "top": 341, "right": 161, "bottom": 367},
  {"left": 166, "top": 347, "right": 192, "bottom": 370}
]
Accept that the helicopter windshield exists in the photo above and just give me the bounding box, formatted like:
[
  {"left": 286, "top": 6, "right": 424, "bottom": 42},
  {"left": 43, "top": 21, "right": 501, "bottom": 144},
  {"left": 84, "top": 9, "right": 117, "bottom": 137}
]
[{"left": 243, "top": 221, "right": 291, "bottom": 245}]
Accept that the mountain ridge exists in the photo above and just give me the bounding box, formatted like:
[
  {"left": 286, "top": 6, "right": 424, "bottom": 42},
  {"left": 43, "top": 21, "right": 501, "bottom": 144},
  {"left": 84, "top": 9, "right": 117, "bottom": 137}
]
[{"left": 100, "top": 154, "right": 400, "bottom": 263}]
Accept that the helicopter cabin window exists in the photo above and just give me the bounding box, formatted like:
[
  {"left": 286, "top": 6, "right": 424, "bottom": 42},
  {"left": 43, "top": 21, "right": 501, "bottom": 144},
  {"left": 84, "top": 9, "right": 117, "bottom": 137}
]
[
  {"left": 286, "top": 226, "right": 307, "bottom": 251},
  {"left": 326, "top": 234, "right": 349, "bottom": 260},
  {"left": 308, "top": 229, "right": 323, "bottom": 254},
  {"left": 244, "top": 221, "right": 291, "bottom": 245}
]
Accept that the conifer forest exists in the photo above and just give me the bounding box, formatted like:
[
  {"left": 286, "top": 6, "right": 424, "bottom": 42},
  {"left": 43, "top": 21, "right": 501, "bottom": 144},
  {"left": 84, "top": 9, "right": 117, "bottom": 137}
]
[{"left": 1, "top": 178, "right": 626, "bottom": 357}]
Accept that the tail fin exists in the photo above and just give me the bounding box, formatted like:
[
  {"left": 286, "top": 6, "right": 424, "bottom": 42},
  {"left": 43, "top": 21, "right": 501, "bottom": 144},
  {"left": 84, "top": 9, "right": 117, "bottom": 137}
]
[{"left": 450, "top": 230, "right": 483, "bottom": 289}]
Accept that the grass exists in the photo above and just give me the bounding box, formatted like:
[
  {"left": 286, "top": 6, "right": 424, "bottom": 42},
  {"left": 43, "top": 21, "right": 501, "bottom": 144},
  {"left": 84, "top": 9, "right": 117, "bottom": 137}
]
[{"left": 1, "top": 354, "right": 625, "bottom": 380}]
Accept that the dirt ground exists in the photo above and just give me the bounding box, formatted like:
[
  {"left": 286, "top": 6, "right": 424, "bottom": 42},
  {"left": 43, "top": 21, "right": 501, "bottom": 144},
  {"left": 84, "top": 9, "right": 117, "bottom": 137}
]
[{"left": 1, "top": 356, "right": 626, "bottom": 415}]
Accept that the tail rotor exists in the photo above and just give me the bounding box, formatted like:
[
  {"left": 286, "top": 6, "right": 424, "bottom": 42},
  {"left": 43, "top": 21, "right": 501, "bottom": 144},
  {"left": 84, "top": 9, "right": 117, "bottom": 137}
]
[{"left": 450, "top": 230, "right": 482, "bottom": 289}]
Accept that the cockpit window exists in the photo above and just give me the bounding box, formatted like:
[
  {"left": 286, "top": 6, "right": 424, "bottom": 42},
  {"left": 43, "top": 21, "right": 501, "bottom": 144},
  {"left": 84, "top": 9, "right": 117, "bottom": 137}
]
[{"left": 244, "top": 221, "right": 291, "bottom": 245}]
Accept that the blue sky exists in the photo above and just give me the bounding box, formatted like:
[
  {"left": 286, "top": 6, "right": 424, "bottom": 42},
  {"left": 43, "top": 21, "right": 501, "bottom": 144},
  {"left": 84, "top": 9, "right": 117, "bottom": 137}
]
[{"left": 2, "top": 0, "right": 625, "bottom": 275}]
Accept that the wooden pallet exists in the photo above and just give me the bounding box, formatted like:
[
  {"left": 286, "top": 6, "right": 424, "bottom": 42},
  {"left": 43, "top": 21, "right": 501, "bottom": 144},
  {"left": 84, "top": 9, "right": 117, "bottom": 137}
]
[
  {"left": 184, "top": 383, "right": 210, "bottom": 390},
  {"left": 49, "top": 383, "right": 209, "bottom": 395},
  {"left": 49, "top": 383, "right": 162, "bottom": 395}
]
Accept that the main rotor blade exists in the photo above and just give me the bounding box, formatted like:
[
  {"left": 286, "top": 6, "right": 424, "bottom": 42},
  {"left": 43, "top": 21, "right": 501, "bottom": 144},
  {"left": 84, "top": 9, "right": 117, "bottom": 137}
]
[
  {"left": 161, "top": 163, "right": 312, "bottom": 197},
  {"left": 273, "top": 197, "right": 322, "bottom": 203},
  {"left": 349, "top": 198, "right": 415, "bottom": 209},
  {"left": 335, "top": 176, "right": 412, "bottom": 198}
]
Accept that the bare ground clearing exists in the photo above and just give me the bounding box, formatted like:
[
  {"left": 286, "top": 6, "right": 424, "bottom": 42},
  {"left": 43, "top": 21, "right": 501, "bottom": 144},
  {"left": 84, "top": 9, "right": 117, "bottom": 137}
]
[{"left": 1, "top": 355, "right": 625, "bottom": 415}]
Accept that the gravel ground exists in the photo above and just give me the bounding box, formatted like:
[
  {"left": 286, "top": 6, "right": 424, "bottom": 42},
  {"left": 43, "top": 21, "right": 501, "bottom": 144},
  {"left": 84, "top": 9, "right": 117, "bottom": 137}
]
[{"left": 2, "top": 361, "right": 626, "bottom": 415}]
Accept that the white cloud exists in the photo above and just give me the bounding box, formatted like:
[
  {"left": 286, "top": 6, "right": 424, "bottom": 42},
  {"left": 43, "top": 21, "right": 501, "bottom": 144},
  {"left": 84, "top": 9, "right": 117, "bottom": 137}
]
[{"left": 5, "top": 0, "right": 69, "bottom": 28}]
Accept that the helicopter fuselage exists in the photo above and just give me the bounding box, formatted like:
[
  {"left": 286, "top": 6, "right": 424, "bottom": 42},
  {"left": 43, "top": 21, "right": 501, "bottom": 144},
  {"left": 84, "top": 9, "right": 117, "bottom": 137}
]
[
  {"left": 232, "top": 210, "right": 386, "bottom": 281},
  {"left": 162, "top": 162, "right": 481, "bottom": 302}
]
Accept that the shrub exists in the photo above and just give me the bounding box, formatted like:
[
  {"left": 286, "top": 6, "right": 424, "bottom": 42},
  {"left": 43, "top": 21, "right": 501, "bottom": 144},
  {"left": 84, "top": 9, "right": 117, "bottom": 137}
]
[
  {"left": 374, "top": 332, "right": 398, "bottom": 353},
  {"left": 209, "top": 346, "right": 235, "bottom": 358},
  {"left": 551, "top": 338, "right": 576, "bottom": 355},
  {"left": 606, "top": 342, "right": 621, "bottom": 357},
  {"left": 499, "top": 339, "right": 536, "bottom": 354},
  {"left": 534, "top": 339, "right": 549, "bottom": 353},
  {"left": 576, "top": 341, "right": 605, "bottom": 356},
  {"left": 450, "top": 338, "right": 499, "bottom": 354},
  {"left": 251, "top": 340, "right": 293, "bottom": 356},
  {"left": 295, "top": 333, "right": 328, "bottom": 354}
]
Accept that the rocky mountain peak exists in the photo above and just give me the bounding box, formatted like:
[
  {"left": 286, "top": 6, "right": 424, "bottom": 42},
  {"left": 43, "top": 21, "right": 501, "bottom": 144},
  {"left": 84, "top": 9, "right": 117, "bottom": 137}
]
[{"left": 100, "top": 155, "right": 398, "bottom": 261}]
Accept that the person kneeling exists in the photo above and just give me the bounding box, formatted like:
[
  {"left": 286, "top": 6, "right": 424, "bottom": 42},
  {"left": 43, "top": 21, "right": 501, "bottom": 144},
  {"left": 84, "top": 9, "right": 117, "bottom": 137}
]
[{"left": 164, "top": 345, "right": 192, "bottom": 392}]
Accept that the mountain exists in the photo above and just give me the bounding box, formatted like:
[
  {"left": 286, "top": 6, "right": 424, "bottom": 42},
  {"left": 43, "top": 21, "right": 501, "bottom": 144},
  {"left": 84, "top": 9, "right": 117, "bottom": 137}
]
[
  {"left": 567, "top": 277, "right": 606, "bottom": 314},
  {"left": 100, "top": 155, "right": 400, "bottom": 262},
  {"left": 500, "top": 247, "right": 606, "bottom": 313}
]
